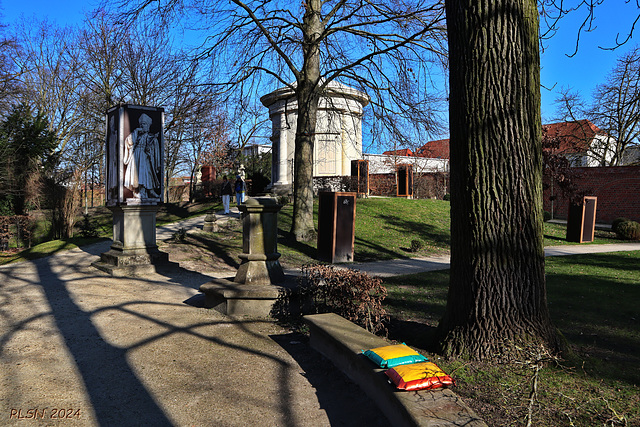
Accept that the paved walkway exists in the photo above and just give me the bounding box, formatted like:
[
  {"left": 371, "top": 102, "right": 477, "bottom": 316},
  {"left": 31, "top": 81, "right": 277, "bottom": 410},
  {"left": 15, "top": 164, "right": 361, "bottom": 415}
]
[
  {"left": 1, "top": 212, "right": 638, "bottom": 426},
  {"left": 0, "top": 209, "right": 387, "bottom": 426},
  {"left": 342, "top": 243, "right": 640, "bottom": 277},
  {"left": 170, "top": 211, "right": 640, "bottom": 278}
]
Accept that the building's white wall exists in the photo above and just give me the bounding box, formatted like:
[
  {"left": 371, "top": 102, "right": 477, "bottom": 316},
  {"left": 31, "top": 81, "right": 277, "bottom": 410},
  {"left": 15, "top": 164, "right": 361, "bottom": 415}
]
[
  {"left": 586, "top": 135, "right": 617, "bottom": 166},
  {"left": 363, "top": 153, "right": 449, "bottom": 174}
]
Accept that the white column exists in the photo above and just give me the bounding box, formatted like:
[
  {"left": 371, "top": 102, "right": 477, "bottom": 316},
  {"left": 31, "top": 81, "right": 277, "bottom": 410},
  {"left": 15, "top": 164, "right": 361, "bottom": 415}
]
[{"left": 277, "top": 112, "right": 289, "bottom": 185}]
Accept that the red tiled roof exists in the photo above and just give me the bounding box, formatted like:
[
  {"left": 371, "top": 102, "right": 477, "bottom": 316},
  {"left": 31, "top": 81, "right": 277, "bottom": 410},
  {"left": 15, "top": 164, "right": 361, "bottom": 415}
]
[
  {"left": 383, "top": 120, "right": 603, "bottom": 160},
  {"left": 417, "top": 138, "right": 450, "bottom": 159},
  {"left": 383, "top": 148, "right": 415, "bottom": 156},
  {"left": 542, "top": 120, "right": 603, "bottom": 154}
]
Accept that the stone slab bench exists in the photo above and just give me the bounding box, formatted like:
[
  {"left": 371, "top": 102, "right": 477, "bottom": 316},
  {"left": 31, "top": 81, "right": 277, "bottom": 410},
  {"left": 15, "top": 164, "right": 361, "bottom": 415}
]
[{"left": 304, "top": 313, "right": 487, "bottom": 427}]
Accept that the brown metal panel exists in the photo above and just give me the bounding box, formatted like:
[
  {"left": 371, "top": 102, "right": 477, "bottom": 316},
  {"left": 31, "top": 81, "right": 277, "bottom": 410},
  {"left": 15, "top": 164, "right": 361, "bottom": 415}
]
[
  {"left": 581, "top": 197, "right": 597, "bottom": 243},
  {"left": 566, "top": 196, "right": 598, "bottom": 243},
  {"left": 396, "top": 164, "right": 413, "bottom": 197},
  {"left": 317, "top": 192, "right": 356, "bottom": 263}
]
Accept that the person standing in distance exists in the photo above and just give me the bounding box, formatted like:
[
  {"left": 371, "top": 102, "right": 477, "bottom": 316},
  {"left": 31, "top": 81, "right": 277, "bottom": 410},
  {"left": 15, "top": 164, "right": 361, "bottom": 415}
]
[
  {"left": 221, "top": 175, "right": 232, "bottom": 214},
  {"left": 234, "top": 175, "right": 245, "bottom": 205}
]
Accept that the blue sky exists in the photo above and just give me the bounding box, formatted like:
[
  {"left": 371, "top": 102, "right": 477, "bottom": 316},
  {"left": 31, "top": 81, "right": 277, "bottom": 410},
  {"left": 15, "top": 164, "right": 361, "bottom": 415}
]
[{"left": 1, "top": 0, "right": 638, "bottom": 126}]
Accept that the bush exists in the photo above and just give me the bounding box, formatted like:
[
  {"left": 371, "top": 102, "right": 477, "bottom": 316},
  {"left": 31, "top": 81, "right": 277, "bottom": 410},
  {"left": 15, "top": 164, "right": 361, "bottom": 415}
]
[
  {"left": 410, "top": 239, "right": 423, "bottom": 252},
  {"left": 79, "top": 214, "right": 100, "bottom": 238},
  {"left": 543, "top": 211, "right": 552, "bottom": 222},
  {"left": 612, "top": 217, "right": 631, "bottom": 234},
  {"left": 172, "top": 227, "right": 187, "bottom": 242},
  {"left": 615, "top": 220, "right": 640, "bottom": 241},
  {"left": 443, "top": 193, "right": 451, "bottom": 201},
  {"left": 248, "top": 172, "right": 270, "bottom": 196},
  {"left": 272, "top": 264, "right": 388, "bottom": 334},
  {"left": 277, "top": 195, "right": 291, "bottom": 206}
]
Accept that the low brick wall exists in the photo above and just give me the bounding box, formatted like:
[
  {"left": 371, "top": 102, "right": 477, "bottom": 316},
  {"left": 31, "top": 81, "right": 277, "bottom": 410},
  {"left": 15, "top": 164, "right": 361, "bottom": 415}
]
[{"left": 543, "top": 166, "right": 640, "bottom": 223}]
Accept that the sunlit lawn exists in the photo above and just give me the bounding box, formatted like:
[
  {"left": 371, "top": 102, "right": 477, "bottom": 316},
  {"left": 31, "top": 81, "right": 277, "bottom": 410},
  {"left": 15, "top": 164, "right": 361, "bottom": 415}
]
[{"left": 383, "top": 251, "right": 640, "bottom": 426}]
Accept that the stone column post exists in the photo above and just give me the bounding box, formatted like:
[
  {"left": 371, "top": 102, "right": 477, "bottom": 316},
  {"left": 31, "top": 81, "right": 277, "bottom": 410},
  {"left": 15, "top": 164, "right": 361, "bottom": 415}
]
[
  {"left": 233, "top": 197, "right": 285, "bottom": 285},
  {"left": 92, "top": 205, "right": 171, "bottom": 276}
]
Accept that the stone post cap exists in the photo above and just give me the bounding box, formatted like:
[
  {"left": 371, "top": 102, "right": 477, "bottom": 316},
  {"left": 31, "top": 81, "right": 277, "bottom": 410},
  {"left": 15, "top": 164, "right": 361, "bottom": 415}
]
[{"left": 239, "top": 197, "right": 282, "bottom": 212}]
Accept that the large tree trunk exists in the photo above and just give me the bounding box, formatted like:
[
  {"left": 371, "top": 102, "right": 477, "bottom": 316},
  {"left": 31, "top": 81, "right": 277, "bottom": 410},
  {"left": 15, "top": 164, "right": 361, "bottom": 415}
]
[
  {"left": 438, "top": 0, "right": 559, "bottom": 359},
  {"left": 291, "top": 0, "right": 322, "bottom": 241}
]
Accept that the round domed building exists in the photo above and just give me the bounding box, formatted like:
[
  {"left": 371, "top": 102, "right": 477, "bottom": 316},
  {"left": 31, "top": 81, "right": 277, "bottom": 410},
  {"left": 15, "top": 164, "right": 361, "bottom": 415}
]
[{"left": 260, "top": 81, "right": 369, "bottom": 194}]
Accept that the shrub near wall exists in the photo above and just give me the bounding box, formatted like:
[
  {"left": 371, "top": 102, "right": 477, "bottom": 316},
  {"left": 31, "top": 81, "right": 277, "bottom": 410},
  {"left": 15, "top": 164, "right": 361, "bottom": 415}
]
[{"left": 543, "top": 166, "right": 640, "bottom": 223}]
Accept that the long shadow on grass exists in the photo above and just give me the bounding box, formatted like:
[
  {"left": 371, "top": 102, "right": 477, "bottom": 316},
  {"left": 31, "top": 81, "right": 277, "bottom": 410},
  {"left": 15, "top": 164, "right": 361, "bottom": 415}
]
[
  {"left": 376, "top": 213, "right": 450, "bottom": 248},
  {"left": 383, "top": 271, "right": 449, "bottom": 352},
  {"left": 188, "top": 233, "right": 240, "bottom": 270},
  {"left": 277, "top": 229, "right": 316, "bottom": 259},
  {"left": 547, "top": 253, "right": 640, "bottom": 385},
  {"left": 354, "top": 214, "right": 450, "bottom": 262},
  {"left": 160, "top": 202, "right": 191, "bottom": 219},
  {"left": 547, "top": 271, "right": 640, "bottom": 384},
  {"left": 354, "top": 236, "right": 408, "bottom": 261},
  {"left": 387, "top": 319, "right": 439, "bottom": 353},
  {"left": 549, "top": 252, "right": 640, "bottom": 273}
]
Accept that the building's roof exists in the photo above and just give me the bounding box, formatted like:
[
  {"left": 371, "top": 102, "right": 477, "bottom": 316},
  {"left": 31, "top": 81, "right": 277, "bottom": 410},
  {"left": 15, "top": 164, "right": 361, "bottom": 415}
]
[
  {"left": 382, "top": 139, "right": 451, "bottom": 160},
  {"left": 417, "top": 139, "right": 450, "bottom": 159},
  {"left": 383, "top": 148, "right": 415, "bottom": 157},
  {"left": 542, "top": 119, "right": 603, "bottom": 154},
  {"left": 380, "top": 120, "right": 605, "bottom": 161}
]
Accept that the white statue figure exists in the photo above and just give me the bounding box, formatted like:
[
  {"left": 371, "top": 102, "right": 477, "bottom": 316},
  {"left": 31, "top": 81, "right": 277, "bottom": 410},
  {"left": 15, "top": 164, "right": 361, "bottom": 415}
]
[{"left": 123, "top": 113, "right": 160, "bottom": 199}]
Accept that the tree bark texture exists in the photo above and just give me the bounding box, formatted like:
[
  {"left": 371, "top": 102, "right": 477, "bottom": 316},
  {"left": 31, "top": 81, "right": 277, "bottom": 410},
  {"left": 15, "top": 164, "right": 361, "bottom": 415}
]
[
  {"left": 291, "top": 0, "right": 322, "bottom": 241},
  {"left": 438, "top": 0, "right": 559, "bottom": 359}
]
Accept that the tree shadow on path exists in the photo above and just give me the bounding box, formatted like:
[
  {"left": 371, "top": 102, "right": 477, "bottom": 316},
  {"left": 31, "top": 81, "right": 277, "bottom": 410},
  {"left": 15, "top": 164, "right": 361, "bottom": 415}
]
[
  {"left": 270, "top": 332, "right": 389, "bottom": 426},
  {"left": 33, "top": 258, "right": 174, "bottom": 426}
]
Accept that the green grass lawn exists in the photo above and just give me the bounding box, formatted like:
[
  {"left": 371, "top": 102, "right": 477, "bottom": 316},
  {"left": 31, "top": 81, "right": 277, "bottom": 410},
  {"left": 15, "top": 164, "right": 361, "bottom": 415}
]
[
  {"left": 0, "top": 201, "right": 222, "bottom": 265},
  {"left": 383, "top": 251, "right": 640, "bottom": 426},
  {"left": 543, "top": 221, "right": 620, "bottom": 245},
  {"left": 276, "top": 197, "right": 451, "bottom": 266},
  {"left": 2, "top": 198, "right": 632, "bottom": 267}
]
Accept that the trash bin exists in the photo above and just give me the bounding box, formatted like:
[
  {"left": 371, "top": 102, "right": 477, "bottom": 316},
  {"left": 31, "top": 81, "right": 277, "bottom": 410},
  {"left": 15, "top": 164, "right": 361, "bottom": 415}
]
[
  {"left": 566, "top": 196, "right": 598, "bottom": 243},
  {"left": 317, "top": 192, "right": 356, "bottom": 263}
]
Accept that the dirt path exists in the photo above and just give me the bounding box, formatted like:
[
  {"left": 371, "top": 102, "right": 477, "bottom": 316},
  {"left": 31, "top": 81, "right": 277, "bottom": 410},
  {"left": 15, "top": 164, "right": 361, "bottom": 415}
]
[{"left": 0, "top": 241, "right": 387, "bottom": 426}]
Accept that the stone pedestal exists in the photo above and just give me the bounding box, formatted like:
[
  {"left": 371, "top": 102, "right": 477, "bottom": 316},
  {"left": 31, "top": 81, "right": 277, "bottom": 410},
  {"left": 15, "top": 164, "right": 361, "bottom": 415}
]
[
  {"left": 92, "top": 205, "right": 173, "bottom": 276},
  {"left": 199, "top": 197, "right": 288, "bottom": 317},
  {"left": 202, "top": 213, "right": 219, "bottom": 232}
]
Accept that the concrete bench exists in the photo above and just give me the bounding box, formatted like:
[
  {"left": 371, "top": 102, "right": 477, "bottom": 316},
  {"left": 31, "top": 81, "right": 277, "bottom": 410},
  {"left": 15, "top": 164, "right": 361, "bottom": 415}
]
[{"left": 304, "top": 313, "right": 487, "bottom": 427}]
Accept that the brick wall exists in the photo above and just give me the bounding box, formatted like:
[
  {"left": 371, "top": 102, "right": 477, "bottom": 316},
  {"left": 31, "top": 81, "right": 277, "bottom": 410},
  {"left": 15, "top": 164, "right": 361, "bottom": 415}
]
[
  {"left": 543, "top": 166, "right": 640, "bottom": 224},
  {"left": 369, "top": 172, "right": 449, "bottom": 198}
]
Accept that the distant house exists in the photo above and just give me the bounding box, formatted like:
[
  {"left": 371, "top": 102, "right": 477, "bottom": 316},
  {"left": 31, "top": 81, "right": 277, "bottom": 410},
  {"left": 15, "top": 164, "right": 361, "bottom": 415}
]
[
  {"left": 416, "top": 138, "right": 450, "bottom": 160},
  {"left": 241, "top": 143, "right": 271, "bottom": 158},
  {"left": 364, "top": 153, "right": 448, "bottom": 174},
  {"left": 377, "top": 140, "right": 449, "bottom": 174},
  {"left": 542, "top": 120, "right": 616, "bottom": 167},
  {"left": 386, "top": 120, "right": 618, "bottom": 167},
  {"left": 384, "top": 138, "right": 451, "bottom": 161}
]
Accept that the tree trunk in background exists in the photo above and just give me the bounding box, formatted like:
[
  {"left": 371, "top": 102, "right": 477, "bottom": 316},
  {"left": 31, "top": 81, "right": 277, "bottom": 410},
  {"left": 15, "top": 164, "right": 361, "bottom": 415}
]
[
  {"left": 438, "top": 0, "right": 559, "bottom": 359},
  {"left": 291, "top": 0, "right": 322, "bottom": 242}
]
